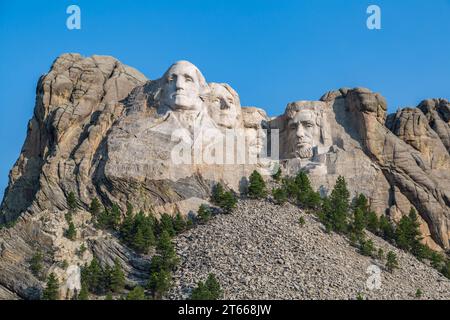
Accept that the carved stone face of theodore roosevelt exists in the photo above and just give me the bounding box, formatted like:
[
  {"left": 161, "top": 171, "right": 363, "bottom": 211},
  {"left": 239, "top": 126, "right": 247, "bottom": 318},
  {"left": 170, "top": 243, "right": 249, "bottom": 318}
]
[{"left": 160, "top": 61, "right": 208, "bottom": 112}]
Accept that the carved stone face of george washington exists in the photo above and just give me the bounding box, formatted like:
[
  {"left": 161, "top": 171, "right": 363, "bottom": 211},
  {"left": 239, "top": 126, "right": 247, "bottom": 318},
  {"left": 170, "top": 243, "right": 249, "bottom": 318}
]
[{"left": 160, "top": 61, "right": 208, "bottom": 112}]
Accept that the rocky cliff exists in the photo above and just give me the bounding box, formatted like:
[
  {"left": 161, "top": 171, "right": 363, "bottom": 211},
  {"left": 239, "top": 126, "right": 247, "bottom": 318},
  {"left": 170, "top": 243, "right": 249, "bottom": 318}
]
[{"left": 0, "top": 54, "right": 449, "bottom": 299}]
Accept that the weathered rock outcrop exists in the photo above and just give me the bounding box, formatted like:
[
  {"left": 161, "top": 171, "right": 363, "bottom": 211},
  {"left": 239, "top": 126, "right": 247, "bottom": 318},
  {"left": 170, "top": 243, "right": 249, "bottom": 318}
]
[{"left": 0, "top": 54, "right": 449, "bottom": 299}]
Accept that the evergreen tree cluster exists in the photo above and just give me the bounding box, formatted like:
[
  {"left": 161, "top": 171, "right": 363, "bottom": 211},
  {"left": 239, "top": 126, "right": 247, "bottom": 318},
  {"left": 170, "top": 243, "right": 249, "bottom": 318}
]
[
  {"left": 276, "top": 171, "right": 321, "bottom": 209},
  {"left": 211, "top": 183, "right": 237, "bottom": 213},
  {"left": 190, "top": 273, "right": 223, "bottom": 300},
  {"left": 42, "top": 273, "right": 60, "bottom": 300},
  {"left": 80, "top": 258, "right": 125, "bottom": 297},
  {"left": 147, "top": 230, "right": 179, "bottom": 299},
  {"left": 30, "top": 251, "right": 43, "bottom": 279},
  {"left": 247, "top": 171, "right": 268, "bottom": 199}
]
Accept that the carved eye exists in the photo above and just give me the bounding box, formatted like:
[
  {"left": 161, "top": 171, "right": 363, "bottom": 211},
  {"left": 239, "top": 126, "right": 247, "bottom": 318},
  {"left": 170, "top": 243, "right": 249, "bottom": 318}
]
[
  {"left": 304, "top": 122, "right": 314, "bottom": 128},
  {"left": 185, "top": 76, "right": 194, "bottom": 82}
]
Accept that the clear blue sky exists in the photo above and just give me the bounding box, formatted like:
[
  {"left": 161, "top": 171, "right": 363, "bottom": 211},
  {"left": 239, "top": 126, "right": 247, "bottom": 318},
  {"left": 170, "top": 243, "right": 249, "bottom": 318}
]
[{"left": 1, "top": 0, "right": 450, "bottom": 200}]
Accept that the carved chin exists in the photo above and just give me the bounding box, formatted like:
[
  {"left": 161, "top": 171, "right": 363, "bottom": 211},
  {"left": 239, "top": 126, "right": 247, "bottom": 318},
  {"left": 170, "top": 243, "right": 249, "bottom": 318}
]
[{"left": 295, "top": 147, "right": 313, "bottom": 159}]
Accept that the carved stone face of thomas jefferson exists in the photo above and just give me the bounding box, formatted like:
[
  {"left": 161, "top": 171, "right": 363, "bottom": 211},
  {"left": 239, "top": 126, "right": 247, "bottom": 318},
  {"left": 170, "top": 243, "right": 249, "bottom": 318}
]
[
  {"left": 160, "top": 61, "right": 208, "bottom": 112},
  {"left": 285, "top": 102, "right": 326, "bottom": 159},
  {"left": 209, "top": 83, "right": 242, "bottom": 129}
]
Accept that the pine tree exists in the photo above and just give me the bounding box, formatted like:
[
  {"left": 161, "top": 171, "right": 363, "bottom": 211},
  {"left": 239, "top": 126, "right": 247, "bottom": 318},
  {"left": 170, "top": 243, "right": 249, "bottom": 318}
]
[
  {"left": 89, "top": 198, "right": 101, "bottom": 217},
  {"left": 148, "top": 269, "right": 172, "bottom": 299},
  {"left": 220, "top": 191, "right": 237, "bottom": 213},
  {"left": 395, "top": 208, "right": 423, "bottom": 254},
  {"left": 173, "top": 212, "right": 187, "bottom": 234},
  {"left": 65, "top": 221, "right": 77, "bottom": 240},
  {"left": 351, "top": 208, "right": 366, "bottom": 241},
  {"left": 78, "top": 282, "right": 89, "bottom": 300},
  {"left": 204, "top": 273, "right": 222, "bottom": 300},
  {"left": 160, "top": 213, "right": 175, "bottom": 237},
  {"left": 197, "top": 204, "right": 212, "bottom": 224},
  {"left": 30, "top": 251, "right": 43, "bottom": 278},
  {"left": 366, "top": 211, "right": 379, "bottom": 234},
  {"left": 248, "top": 170, "right": 267, "bottom": 199},
  {"left": 211, "top": 183, "right": 225, "bottom": 205},
  {"left": 109, "top": 204, "right": 122, "bottom": 230},
  {"left": 271, "top": 166, "right": 282, "bottom": 182},
  {"left": 379, "top": 215, "right": 395, "bottom": 241},
  {"left": 190, "top": 281, "right": 209, "bottom": 300},
  {"left": 321, "top": 176, "right": 350, "bottom": 234},
  {"left": 190, "top": 273, "right": 222, "bottom": 300},
  {"left": 42, "top": 273, "right": 60, "bottom": 300},
  {"left": 110, "top": 259, "right": 125, "bottom": 293},
  {"left": 386, "top": 251, "right": 399, "bottom": 273},
  {"left": 272, "top": 187, "right": 287, "bottom": 205},
  {"left": 126, "top": 286, "right": 146, "bottom": 300},
  {"left": 133, "top": 227, "right": 146, "bottom": 254},
  {"left": 67, "top": 192, "right": 78, "bottom": 213},
  {"left": 157, "top": 230, "right": 179, "bottom": 271},
  {"left": 359, "top": 239, "right": 375, "bottom": 257}
]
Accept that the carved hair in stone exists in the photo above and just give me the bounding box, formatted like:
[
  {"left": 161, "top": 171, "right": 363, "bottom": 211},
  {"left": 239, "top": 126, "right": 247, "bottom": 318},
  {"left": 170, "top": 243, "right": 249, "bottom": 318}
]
[
  {"left": 159, "top": 60, "right": 210, "bottom": 113},
  {"left": 283, "top": 101, "right": 330, "bottom": 159},
  {"left": 208, "top": 83, "right": 243, "bottom": 129}
]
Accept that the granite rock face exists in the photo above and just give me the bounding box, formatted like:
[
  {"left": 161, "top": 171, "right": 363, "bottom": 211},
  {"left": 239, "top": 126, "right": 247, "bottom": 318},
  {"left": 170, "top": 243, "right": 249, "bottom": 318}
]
[{"left": 0, "top": 54, "right": 449, "bottom": 299}]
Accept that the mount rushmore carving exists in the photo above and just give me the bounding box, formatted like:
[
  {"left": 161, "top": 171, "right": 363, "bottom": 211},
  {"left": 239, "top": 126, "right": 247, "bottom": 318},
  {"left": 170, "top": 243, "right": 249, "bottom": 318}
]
[{"left": 1, "top": 54, "right": 449, "bottom": 254}]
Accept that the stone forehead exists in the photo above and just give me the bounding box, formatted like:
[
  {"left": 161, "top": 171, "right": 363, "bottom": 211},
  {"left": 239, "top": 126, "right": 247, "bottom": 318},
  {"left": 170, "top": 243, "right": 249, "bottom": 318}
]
[
  {"left": 285, "top": 101, "right": 326, "bottom": 120},
  {"left": 209, "top": 82, "right": 241, "bottom": 106},
  {"left": 242, "top": 107, "right": 268, "bottom": 128},
  {"left": 162, "top": 60, "right": 208, "bottom": 87}
]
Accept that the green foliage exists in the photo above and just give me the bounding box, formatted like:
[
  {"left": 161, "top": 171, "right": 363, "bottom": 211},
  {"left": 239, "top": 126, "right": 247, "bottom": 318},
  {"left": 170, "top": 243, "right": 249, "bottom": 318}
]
[
  {"left": 441, "top": 260, "right": 450, "bottom": 280},
  {"left": 197, "top": 204, "right": 212, "bottom": 224},
  {"left": 65, "top": 221, "right": 76, "bottom": 240},
  {"left": 147, "top": 230, "right": 178, "bottom": 299},
  {"left": 320, "top": 176, "right": 350, "bottom": 234},
  {"left": 280, "top": 172, "right": 321, "bottom": 210},
  {"left": 119, "top": 210, "right": 156, "bottom": 254},
  {"left": 248, "top": 170, "right": 267, "bottom": 199},
  {"left": 89, "top": 198, "right": 102, "bottom": 217},
  {"left": 366, "top": 211, "right": 379, "bottom": 234},
  {"left": 386, "top": 251, "right": 399, "bottom": 273},
  {"left": 211, "top": 183, "right": 237, "bottom": 213},
  {"left": 160, "top": 213, "right": 176, "bottom": 237},
  {"left": 67, "top": 192, "right": 78, "bottom": 212},
  {"left": 96, "top": 204, "right": 121, "bottom": 231},
  {"left": 126, "top": 286, "right": 146, "bottom": 300},
  {"left": 379, "top": 215, "right": 395, "bottom": 241},
  {"left": 211, "top": 183, "right": 225, "bottom": 205},
  {"left": 359, "top": 239, "right": 375, "bottom": 257},
  {"left": 272, "top": 187, "right": 287, "bottom": 205},
  {"left": 148, "top": 268, "right": 172, "bottom": 299},
  {"left": 351, "top": 208, "right": 366, "bottom": 241},
  {"left": 298, "top": 216, "right": 305, "bottom": 227},
  {"left": 30, "top": 251, "right": 43, "bottom": 278},
  {"left": 105, "top": 292, "right": 113, "bottom": 300},
  {"left": 110, "top": 259, "right": 125, "bottom": 293},
  {"left": 78, "top": 243, "right": 87, "bottom": 257},
  {"left": 173, "top": 212, "right": 187, "bottom": 234},
  {"left": 395, "top": 208, "right": 423, "bottom": 257},
  {"left": 377, "top": 248, "right": 384, "bottom": 261},
  {"left": 415, "top": 289, "right": 423, "bottom": 299},
  {"left": 356, "top": 293, "right": 364, "bottom": 300},
  {"left": 81, "top": 258, "right": 114, "bottom": 295},
  {"left": 190, "top": 274, "right": 222, "bottom": 300},
  {"left": 78, "top": 283, "right": 89, "bottom": 300},
  {"left": 271, "top": 166, "right": 282, "bottom": 182},
  {"left": 42, "top": 273, "right": 60, "bottom": 300}
]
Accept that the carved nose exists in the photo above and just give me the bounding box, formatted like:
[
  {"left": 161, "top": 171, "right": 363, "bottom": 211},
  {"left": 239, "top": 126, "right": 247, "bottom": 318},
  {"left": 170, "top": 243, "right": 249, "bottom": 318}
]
[{"left": 296, "top": 125, "right": 305, "bottom": 138}]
